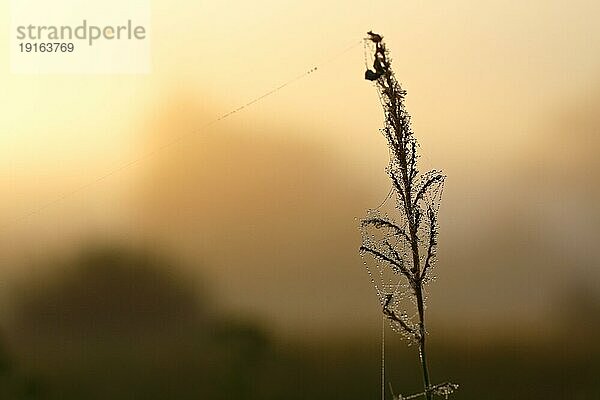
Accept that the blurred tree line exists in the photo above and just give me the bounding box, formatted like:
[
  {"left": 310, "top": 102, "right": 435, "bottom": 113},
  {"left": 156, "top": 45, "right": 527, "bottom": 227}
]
[{"left": 0, "top": 245, "right": 597, "bottom": 399}]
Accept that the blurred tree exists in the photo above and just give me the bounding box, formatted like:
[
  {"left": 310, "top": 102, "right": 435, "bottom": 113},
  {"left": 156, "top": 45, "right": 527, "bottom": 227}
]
[{"left": 9, "top": 245, "right": 274, "bottom": 399}]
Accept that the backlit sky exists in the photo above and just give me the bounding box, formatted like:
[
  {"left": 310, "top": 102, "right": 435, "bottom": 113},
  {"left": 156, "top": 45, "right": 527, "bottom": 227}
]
[{"left": 1, "top": 0, "right": 599, "bottom": 338}]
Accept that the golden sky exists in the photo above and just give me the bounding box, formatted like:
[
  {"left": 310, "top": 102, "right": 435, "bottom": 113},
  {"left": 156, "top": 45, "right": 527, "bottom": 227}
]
[{"left": 1, "top": 0, "right": 599, "bottom": 337}]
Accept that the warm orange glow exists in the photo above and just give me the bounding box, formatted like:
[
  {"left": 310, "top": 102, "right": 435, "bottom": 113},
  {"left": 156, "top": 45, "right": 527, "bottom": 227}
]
[{"left": 1, "top": 0, "right": 599, "bottom": 340}]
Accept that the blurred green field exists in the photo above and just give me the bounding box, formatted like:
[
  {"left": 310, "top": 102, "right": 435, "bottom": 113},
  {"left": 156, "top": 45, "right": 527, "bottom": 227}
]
[{"left": 1, "top": 332, "right": 598, "bottom": 399}]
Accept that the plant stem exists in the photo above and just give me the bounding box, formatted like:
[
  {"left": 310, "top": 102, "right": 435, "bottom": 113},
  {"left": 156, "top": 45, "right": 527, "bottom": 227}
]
[
  {"left": 415, "top": 286, "right": 432, "bottom": 400},
  {"left": 367, "top": 35, "right": 438, "bottom": 399}
]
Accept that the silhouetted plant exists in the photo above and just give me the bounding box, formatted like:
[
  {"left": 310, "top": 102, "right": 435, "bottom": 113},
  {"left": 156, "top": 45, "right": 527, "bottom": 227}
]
[{"left": 360, "top": 31, "right": 457, "bottom": 400}]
